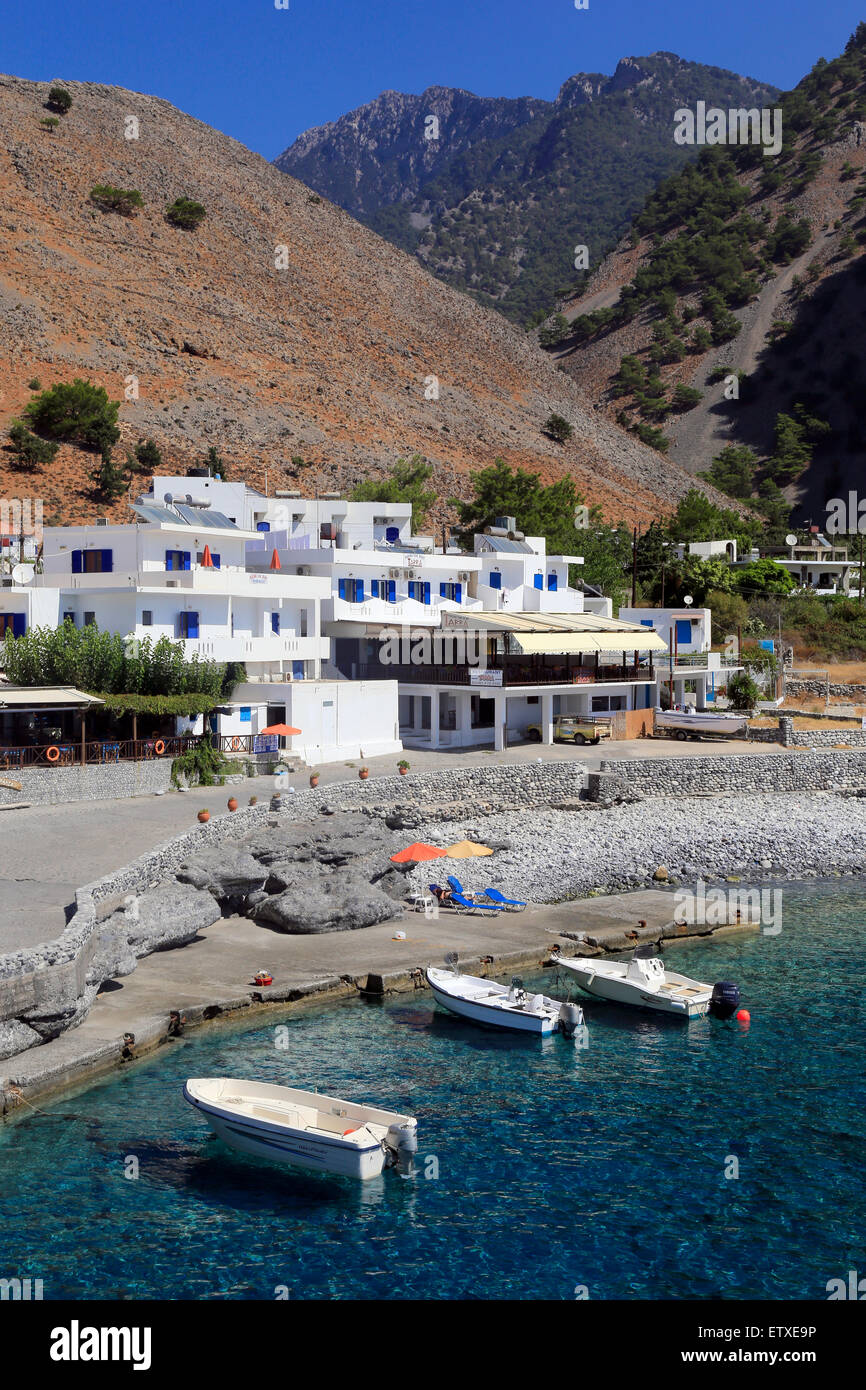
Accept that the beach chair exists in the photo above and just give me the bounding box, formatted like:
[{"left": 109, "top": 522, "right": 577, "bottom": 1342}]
[
  {"left": 428, "top": 883, "right": 465, "bottom": 913},
  {"left": 451, "top": 890, "right": 505, "bottom": 915},
  {"left": 446, "top": 874, "right": 476, "bottom": 899},
  {"left": 482, "top": 887, "right": 527, "bottom": 912}
]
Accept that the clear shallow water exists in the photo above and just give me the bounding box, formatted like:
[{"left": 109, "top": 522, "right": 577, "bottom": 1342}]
[{"left": 2, "top": 882, "right": 865, "bottom": 1301}]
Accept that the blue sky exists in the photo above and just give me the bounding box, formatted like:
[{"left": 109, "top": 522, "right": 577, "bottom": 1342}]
[{"left": 3, "top": 0, "right": 864, "bottom": 157}]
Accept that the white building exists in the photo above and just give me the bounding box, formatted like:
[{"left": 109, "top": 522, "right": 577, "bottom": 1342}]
[{"left": 2, "top": 491, "right": 402, "bottom": 766}]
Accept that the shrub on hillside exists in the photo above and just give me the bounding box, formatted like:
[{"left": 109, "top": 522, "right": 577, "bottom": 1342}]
[
  {"left": 46, "top": 86, "right": 72, "bottom": 114},
  {"left": 542, "top": 412, "right": 573, "bottom": 443},
  {"left": 7, "top": 421, "right": 59, "bottom": 471},
  {"left": 165, "top": 197, "right": 207, "bottom": 230},
  {"left": 89, "top": 184, "right": 144, "bottom": 216},
  {"left": 24, "top": 379, "right": 120, "bottom": 453}
]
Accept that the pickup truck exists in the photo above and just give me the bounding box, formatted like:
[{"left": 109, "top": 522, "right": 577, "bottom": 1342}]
[{"left": 525, "top": 714, "right": 612, "bottom": 746}]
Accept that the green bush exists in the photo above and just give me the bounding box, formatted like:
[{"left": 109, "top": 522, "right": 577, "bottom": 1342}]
[
  {"left": 24, "top": 378, "right": 120, "bottom": 453},
  {"left": 46, "top": 86, "right": 72, "bottom": 114},
  {"left": 7, "top": 420, "right": 59, "bottom": 471},
  {"left": 90, "top": 184, "right": 144, "bottom": 216},
  {"left": 40, "top": 116, "right": 60, "bottom": 131},
  {"left": 165, "top": 197, "right": 207, "bottom": 230},
  {"left": 542, "top": 412, "right": 573, "bottom": 443},
  {"left": 2, "top": 622, "right": 230, "bottom": 699}
]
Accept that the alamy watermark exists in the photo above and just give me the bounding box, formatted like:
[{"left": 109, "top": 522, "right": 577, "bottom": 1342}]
[
  {"left": 0, "top": 497, "right": 43, "bottom": 544},
  {"left": 674, "top": 102, "right": 782, "bottom": 157},
  {"left": 378, "top": 625, "right": 486, "bottom": 669},
  {"left": 672, "top": 878, "right": 782, "bottom": 936}
]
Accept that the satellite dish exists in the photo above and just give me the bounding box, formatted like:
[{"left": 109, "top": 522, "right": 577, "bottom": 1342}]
[
  {"left": 683, "top": 594, "right": 693, "bottom": 607},
  {"left": 785, "top": 533, "right": 798, "bottom": 547},
  {"left": 163, "top": 492, "right": 173, "bottom": 505},
  {"left": 10, "top": 564, "right": 32, "bottom": 585}
]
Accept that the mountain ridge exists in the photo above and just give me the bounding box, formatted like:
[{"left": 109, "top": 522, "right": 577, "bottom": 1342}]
[{"left": 0, "top": 71, "right": 735, "bottom": 532}]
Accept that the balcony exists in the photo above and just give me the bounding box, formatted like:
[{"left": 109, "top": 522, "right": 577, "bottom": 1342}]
[
  {"left": 357, "top": 660, "right": 654, "bottom": 687},
  {"left": 323, "top": 594, "right": 484, "bottom": 626},
  {"left": 179, "top": 634, "right": 329, "bottom": 663}
]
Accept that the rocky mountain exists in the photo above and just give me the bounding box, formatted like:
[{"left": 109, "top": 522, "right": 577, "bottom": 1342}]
[
  {"left": 0, "top": 73, "right": 735, "bottom": 532},
  {"left": 549, "top": 25, "right": 866, "bottom": 527},
  {"left": 275, "top": 53, "right": 778, "bottom": 325}
]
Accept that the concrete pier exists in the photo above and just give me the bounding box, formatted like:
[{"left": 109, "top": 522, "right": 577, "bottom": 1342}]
[{"left": 0, "top": 888, "right": 756, "bottom": 1116}]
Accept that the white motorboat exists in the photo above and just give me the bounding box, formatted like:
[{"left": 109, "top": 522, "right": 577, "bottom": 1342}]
[
  {"left": 425, "top": 955, "right": 586, "bottom": 1038},
  {"left": 654, "top": 707, "right": 748, "bottom": 739},
  {"left": 551, "top": 944, "right": 740, "bottom": 1020},
  {"left": 183, "top": 1078, "right": 418, "bottom": 1180}
]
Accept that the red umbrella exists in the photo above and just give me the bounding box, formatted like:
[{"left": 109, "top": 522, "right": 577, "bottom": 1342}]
[
  {"left": 390, "top": 842, "right": 447, "bottom": 863},
  {"left": 200, "top": 545, "right": 214, "bottom": 567},
  {"left": 269, "top": 547, "right": 281, "bottom": 571},
  {"left": 261, "top": 723, "right": 302, "bottom": 736}
]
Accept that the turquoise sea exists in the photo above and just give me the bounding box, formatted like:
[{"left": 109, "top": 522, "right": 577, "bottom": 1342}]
[{"left": 1, "top": 881, "right": 864, "bottom": 1300}]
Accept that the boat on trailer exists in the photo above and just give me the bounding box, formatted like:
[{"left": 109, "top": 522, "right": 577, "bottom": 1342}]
[
  {"left": 426, "top": 954, "right": 586, "bottom": 1038},
  {"left": 551, "top": 944, "right": 740, "bottom": 1020},
  {"left": 183, "top": 1078, "right": 418, "bottom": 1180}
]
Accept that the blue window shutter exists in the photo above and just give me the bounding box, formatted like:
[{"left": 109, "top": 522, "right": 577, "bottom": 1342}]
[
  {"left": 240, "top": 706, "right": 251, "bottom": 723},
  {"left": 271, "top": 611, "right": 280, "bottom": 634},
  {"left": 338, "top": 577, "right": 346, "bottom": 600},
  {"left": 423, "top": 582, "right": 430, "bottom": 605},
  {"left": 440, "top": 582, "right": 448, "bottom": 598},
  {"left": 547, "top": 572, "right": 558, "bottom": 591},
  {"left": 256, "top": 521, "right": 271, "bottom": 532},
  {"left": 358, "top": 582, "right": 365, "bottom": 601},
  {"left": 211, "top": 553, "right": 220, "bottom": 569},
  {"left": 534, "top": 573, "right": 543, "bottom": 590},
  {"left": 676, "top": 619, "right": 691, "bottom": 644},
  {"left": 455, "top": 583, "right": 462, "bottom": 603},
  {"left": 186, "top": 611, "right": 199, "bottom": 639},
  {"left": 388, "top": 580, "right": 396, "bottom": 602},
  {"left": 370, "top": 579, "right": 379, "bottom": 597},
  {"left": 71, "top": 550, "right": 82, "bottom": 574},
  {"left": 165, "top": 549, "right": 173, "bottom": 571},
  {"left": 489, "top": 571, "right": 501, "bottom": 590},
  {"left": 640, "top": 619, "right": 653, "bottom": 627},
  {"left": 101, "top": 548, "right": 113, "bottom": 573},
  {"left": 12, "top": 613, "right": 26, "bottom": 637},
  {"left": 182, "top": 551, "right": 191, "bottom": 571}
]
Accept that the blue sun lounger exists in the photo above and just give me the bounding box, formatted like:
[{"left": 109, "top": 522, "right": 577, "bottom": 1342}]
[
  {"left": 482, "top": 887, "right": 527, "bottom": 912},
  {"left": 431, "top": 882, "right": 505, "bottom": 915}
]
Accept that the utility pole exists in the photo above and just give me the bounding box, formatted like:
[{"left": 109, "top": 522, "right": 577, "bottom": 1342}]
[
  {"left": 860, "top": 531, "right": 864, "bottom": 605},
  {"left": 660, "top": 552, "right": 666, "bottom": 608},
  {"left": 631, "top": 526, "right": 638, "bottom": 607}
]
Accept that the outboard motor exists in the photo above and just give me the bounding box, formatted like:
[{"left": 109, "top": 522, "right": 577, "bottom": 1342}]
[
  {"left": 710, "top": 981, "right": 741, "bottom": 1019},
  {"left": 385, "top": 1122, "right": 418, "bottom": 1176},
  {"left": 557, "top": 1001, "right": 585, "bottom": 1039}
]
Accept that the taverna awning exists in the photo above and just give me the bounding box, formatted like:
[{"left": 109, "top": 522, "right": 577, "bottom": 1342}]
[
  {"left": 439, "top": 611, "right": 668, "bottom": 655},
  {"left": 0, "top": 685, "right": 104, "bottom": 709}
]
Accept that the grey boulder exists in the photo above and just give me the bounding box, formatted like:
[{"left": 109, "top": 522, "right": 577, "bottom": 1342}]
[
  {"left": 252, "top": 873, "right": 402, "bottom": 934},
  {"left": 176, "top": 849, "right": 269, "bottom": 900}
]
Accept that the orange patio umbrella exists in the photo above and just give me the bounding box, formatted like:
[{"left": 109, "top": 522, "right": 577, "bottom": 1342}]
[
  {"left": 269, "top": 547, "right": 282, "bottom": 570},
  {"left": 200, "top": 544, "right": 214, "bottom": 567},
  {"left": 261, "top": 723, "right": 302, "bottom": 737},
  {"left": 390, "top": 842, "right": 447, "bottom": 863}
]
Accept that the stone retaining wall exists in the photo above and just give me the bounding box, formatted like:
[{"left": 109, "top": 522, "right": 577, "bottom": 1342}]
[
  {"left": 786, "top": 678, "right": 866, "bottom": 698},
  {"left": 588, "top": 749, "right": 866, "bottom": 800},
  {"left": 0, "top": 758, "right": 173, "bottom": 807}
]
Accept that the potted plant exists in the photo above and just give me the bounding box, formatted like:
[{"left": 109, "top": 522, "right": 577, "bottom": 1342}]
[
  {"left": 197, "top": 809, "right": 210, "bottom": 824},
  {"left": 227, "top": 796, "right": 238, "bottom": 812},
  {"left": 398, "top": 759, "right": 410, "bottom": 775},
  {"left": 359, "top": 766, "right": 369, "bottom": 780},
  {"left": 248, "top": 795, "right": 258, "bottom": 806},
  {"left": 309, "top": 771, "right": 319, "bottom": 788}
]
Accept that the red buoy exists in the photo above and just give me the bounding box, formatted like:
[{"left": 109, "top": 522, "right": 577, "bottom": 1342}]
[{"left": 736, "top": 1008, "right": 751, "bottom": 1023}]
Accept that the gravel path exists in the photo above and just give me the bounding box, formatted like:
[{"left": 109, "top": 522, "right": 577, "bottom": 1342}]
[{"left": 411, "top": 792, "right": 866, "bottom": 902}]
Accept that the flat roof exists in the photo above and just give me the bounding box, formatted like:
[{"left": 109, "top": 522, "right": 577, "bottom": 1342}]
[{"left": 0, "top": 685, "right": 104, "bottom": 708}]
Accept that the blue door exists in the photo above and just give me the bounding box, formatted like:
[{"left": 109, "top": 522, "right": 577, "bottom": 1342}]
[{"left": 675, "top": 619, "right": 691, "bottom": 646}]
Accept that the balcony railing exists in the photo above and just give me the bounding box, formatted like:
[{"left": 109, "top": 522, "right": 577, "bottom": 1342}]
[
  {"left": 356, "top": 662, "right": 653, "bottom": 687},
  {"left": 0, "top": 736, "right": 198, "bottom": 770}
]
